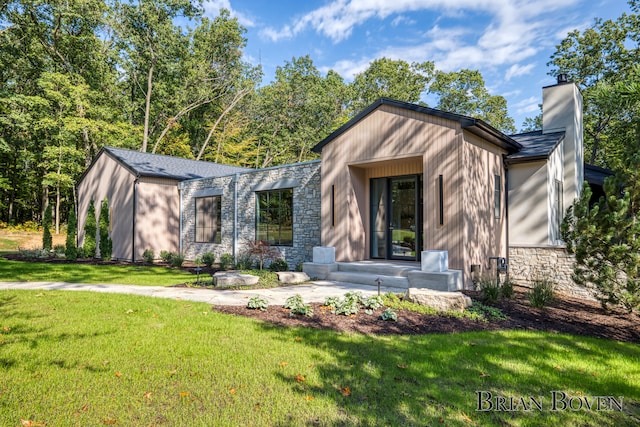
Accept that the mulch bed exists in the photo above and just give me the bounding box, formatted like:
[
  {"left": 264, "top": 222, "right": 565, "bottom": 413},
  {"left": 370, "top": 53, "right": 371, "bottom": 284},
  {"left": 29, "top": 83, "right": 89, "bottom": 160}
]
[{"left": 213, "top": 287, "right": 640, "bottom": 344}]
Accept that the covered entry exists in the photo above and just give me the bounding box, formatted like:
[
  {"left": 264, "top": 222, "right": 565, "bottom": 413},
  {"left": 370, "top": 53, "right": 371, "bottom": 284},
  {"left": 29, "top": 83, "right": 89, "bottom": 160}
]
[{"left": 370, "top": 174, "right": 423, "bottom": 261}]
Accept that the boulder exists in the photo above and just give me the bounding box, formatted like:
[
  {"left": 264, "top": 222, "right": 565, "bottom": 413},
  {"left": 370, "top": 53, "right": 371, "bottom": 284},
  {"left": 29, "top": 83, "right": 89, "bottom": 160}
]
[
  {"left": 213, "top": 272, "right": 259, "bottom": 288},
  {"left": 276, "top": 271, "right": 310, "bottom": 284},
  {"left": 405, "top": 288, "right": 472, "bottom": 312}
]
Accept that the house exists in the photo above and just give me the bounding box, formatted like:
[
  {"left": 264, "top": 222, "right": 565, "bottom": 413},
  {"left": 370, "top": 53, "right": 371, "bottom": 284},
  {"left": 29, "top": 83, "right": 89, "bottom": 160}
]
[
  {"left": 78, "top": 75, "right": 600, "bottom": 292},
  {"left": 76, "top": 147, "right": 248, "bottom": 261}
]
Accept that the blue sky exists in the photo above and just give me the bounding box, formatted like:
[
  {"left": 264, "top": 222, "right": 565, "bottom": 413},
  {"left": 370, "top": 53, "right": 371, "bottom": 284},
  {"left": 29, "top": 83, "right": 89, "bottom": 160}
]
[{"left": 202, "top": 0, "right": 630, "bottom": 130}]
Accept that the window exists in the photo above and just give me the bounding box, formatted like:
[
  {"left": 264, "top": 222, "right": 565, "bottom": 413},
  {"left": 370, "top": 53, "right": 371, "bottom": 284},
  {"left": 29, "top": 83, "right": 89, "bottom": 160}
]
[
  {"left": 256, "top": 188, "right": 293, "bottom": 246},
  {"left": 494, "top": 175, "right": 501, "bottom": 219},
  {"left": 195, "top": 196, "right": 221, "bottom": 243}
]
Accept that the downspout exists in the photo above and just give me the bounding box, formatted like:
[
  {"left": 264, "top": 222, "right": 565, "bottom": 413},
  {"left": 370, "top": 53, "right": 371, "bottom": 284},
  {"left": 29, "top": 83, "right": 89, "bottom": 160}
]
[
  {"left": 132, "top": 177, "right": 139, "bottom": 262},
  {"left": 232, "top": 173, "right": 239, "bottom": 263},
  {"left": 503, "top": 156, "right": 510, "bottom": 280}
]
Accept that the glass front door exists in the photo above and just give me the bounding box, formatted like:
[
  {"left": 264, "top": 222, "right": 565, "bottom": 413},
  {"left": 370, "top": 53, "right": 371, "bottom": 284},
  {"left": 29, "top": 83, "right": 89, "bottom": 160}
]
[{"left": 370, "top": 175, "right": 422, "bottom": 260}]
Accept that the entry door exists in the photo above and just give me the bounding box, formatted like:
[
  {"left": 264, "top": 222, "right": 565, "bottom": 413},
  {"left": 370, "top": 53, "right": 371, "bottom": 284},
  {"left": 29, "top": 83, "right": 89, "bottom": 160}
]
[{"left": 370, "top": 175, "right": 422, "bottom": 260}]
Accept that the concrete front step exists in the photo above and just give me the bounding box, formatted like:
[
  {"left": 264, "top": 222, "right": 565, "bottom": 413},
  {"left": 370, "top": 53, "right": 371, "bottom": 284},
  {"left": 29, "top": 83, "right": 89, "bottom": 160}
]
[
  {"left": 326, "top": 271, "right": 410, "bottom": 288},
  {"left": 335, "top": 261, "right": 421, "bottom": 276}
]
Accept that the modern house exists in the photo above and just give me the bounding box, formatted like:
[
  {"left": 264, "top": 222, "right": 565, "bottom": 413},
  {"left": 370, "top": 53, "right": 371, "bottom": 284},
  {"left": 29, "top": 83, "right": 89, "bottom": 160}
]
[
  {"left": 76, "top": 147, "right": 248, "bottom": 261},
  {"left": 78, "top": 75, "right": 598, "bottom": 291}
]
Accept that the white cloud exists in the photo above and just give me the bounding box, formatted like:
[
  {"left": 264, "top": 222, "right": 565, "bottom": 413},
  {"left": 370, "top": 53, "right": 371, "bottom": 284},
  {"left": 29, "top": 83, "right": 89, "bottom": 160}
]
[
  {"left": 514, "top": 96, "right": 541, "bottom": 115},
  {"left": 202, "top": 0, "right": 255, "bottom": 27},
  {"left": 391, "top": 15, "right": 416, "bottom": 27},
  {"left": 505, "top": 64, "right": 535, "bottom": 81}
]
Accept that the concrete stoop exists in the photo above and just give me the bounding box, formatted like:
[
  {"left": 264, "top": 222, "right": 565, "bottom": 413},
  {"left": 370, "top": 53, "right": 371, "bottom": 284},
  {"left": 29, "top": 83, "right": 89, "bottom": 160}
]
[{"left": 303, "top": 261, "right": 464, "bottom": 291}]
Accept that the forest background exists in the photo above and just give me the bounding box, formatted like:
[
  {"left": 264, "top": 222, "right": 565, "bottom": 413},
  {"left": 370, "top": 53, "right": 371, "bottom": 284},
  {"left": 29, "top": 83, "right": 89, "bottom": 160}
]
[{"left": 1, "top": 0, "right": 639, "bottom": 232}]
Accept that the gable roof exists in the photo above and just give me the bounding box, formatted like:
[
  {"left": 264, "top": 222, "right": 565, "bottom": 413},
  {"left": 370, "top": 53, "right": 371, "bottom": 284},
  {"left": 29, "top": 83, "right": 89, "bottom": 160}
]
[
  {"left": 81, "top": 146, "right": 250, "bottom": 183},
  {"left": 312, "top": 98, "right": 522, "bottom": 154},
  {"left": 507, "top": 130, "right": 565, "bottom": 163}
]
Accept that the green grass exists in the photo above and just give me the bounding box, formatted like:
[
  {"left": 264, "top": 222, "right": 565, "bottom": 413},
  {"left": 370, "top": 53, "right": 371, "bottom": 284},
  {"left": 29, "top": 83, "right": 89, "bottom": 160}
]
[
  {"left": 1, "top": 290, "right": 638, "bottom": 426},
  {"left": 0, "top": 258, "right": 194, "bottom": 286}
]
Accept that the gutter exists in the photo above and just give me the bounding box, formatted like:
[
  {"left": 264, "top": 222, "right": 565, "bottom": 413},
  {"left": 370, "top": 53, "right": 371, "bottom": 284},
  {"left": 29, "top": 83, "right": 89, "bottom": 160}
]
[
  {"left": 179, "top": 184, "right": 183, "bottom": 255},
  {"left": 503, "top": 155, "right": 510, "bottom": 281}
]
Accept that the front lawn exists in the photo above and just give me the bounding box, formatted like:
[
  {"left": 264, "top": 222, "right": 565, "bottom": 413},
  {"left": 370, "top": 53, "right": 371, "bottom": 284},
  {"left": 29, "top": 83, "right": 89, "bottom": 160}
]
[
  {"left": 0, "top": 258, "right": 194, "bottom": 287},
  {"left": 1, "top": 290, "right": 638, "bottom": 426}
]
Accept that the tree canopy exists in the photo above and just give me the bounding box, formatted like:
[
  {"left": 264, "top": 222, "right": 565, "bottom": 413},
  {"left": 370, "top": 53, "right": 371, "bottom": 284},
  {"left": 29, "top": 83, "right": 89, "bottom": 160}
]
[{"left": 1, "top": 1, "right": 548, "bottom": 226}]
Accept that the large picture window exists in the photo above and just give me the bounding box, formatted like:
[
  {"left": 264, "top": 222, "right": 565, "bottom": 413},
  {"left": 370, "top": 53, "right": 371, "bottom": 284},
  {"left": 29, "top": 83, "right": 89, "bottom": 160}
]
[
  {"left": 195, "top": 196, "right": 221, "bottom": 243},
  {"left": 256, "top": 189, "right": 293, "bottom": 246}
]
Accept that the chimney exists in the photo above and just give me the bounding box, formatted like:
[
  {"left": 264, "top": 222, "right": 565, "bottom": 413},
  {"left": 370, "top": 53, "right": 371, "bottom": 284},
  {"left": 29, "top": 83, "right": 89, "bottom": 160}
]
[{"left": 542, "top": 76, "right": 584, "bottom": 205}]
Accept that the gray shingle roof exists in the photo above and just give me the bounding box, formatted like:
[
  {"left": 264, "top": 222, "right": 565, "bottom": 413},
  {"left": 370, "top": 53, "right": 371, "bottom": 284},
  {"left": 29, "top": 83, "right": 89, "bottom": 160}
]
[
  {"left": 103, "top": 147, "right": 250, "bottom": 180},
  {"left": 508, "top": 130, "right": 565, "bottom": 162}
]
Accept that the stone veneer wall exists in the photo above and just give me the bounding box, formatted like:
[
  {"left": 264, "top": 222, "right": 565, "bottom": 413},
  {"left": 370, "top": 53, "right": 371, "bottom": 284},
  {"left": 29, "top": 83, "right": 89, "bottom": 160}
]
[
  {"left": 181, "top": 160, "right": 321, "bottom": 269},
  {"left": 508, "top": 246, "right": 595, "bottom": 301}
]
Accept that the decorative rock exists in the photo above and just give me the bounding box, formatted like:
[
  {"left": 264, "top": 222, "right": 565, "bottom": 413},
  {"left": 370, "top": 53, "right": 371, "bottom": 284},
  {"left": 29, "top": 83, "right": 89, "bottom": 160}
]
[
  {"left": 213, "top": 272, "right": 259, "bottom": 288},
  {"left": 405, "top": 288, "right": 472, "bottom": 312},
  {"left": 276, "top": 271, "right": 310, "bottom": 284}
]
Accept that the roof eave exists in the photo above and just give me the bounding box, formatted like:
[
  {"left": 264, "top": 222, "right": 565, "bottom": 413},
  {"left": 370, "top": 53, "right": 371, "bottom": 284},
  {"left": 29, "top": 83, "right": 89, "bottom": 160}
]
[{"left": 506, "top": 154, "right": 550, "bottom": 165}]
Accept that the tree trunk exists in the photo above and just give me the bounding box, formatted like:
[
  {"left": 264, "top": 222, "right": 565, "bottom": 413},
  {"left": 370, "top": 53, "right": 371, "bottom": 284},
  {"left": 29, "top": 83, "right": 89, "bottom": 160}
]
[
  {"left": 55, "top": 183, "right": 60, "bottom": 234},
  {"left": 142, "top": 64, "right": 154, "bottom": 152}
]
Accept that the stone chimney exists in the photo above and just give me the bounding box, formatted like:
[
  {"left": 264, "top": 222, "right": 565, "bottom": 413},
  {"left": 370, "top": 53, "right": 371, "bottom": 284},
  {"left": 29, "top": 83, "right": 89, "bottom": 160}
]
[{"left": 542, "top": 74, "right": 584, "bottom": 205}]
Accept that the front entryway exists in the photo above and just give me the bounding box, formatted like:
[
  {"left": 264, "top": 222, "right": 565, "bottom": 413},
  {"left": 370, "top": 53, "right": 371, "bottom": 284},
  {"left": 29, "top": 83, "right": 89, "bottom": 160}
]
[{"left": 370, "top": 175, "right": 423, "bottom": 261}]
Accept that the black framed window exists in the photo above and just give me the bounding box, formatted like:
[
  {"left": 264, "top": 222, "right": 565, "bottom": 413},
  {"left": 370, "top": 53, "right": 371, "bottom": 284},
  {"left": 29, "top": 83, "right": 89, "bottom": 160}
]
[
  {"left": 256, "top": 188, "right": 293, "bottom": 246},
  {"left": 195, "top": 196, "right": 221, "bottom": 243}
]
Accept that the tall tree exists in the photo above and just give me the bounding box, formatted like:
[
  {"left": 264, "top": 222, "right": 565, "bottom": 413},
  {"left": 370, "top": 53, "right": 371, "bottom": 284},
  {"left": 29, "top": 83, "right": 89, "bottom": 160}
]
[
  {"left": 65, "top": 204, "right": 77, "bottom": 260},
  {"left": 429, "top": 69, "right": 516, "bottom": 134},
  {"left": 349, "top": 57, "right": 434, "bottom": 114},
  {"left": 111, "top": 0, "right": 201, "bottom": 152},
  {"left": 561, "top": 63, "right": 640, "bottom": 313},
  {"left": 251, "top": 56, "right": 348, "bottom": 167},
  {"left": 99, "top": 197, "right": 112, "bottom": 260},
  {"left": 547, "top": 0, "right": 639, "bottom": 167}
]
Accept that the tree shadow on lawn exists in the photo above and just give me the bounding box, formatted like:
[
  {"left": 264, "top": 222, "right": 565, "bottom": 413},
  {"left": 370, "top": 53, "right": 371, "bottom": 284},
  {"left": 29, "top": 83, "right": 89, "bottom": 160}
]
[{"left": 259, "top": 322, "right": 640, "bottom": 426}]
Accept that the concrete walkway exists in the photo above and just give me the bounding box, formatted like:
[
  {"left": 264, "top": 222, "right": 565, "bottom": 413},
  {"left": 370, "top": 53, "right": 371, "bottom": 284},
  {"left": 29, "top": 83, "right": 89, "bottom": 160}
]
[{"left": 0, "top": 281, "right": 406, "bottom": 306}]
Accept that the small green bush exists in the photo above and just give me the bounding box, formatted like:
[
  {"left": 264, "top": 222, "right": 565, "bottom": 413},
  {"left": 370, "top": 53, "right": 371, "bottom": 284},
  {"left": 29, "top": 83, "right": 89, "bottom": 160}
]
[
  {"left": 295, "top": 262, "right": 303, "bottom": 272},
  {"left": 528, "top": 277, "right": 555, "bottom": 308},
  {"left": 142, "top": 249, "right": 155, "bottom": 264},
  {"left": 159, "top": 250, "right": 172, "bottom": 263},
  {"left": 480, "top": 276, "right": 501, "bottom": 303},
  {"left": 466, "top": 303, "right": 508, "bottom": 322},
  {"left": 381, "top": 308, "right": 398, "bottom": 321},
  {"left": 65, "top": 206, "right": 77, "bottom": 261},
  {"left": 269, "top": 258, "right": 289, "bottom": 272},
  {"left": 202, "top": 252, "right": 216, "bottom": 267},
  {"left": 235, "top": 253, "right": 254, "bottom": 270},
  {"left": 500, "top": 279, "right": 515, "bottom": 299},
  {"left": 284, "top": 294, "right": 313, "bottom": 317},
  {"left": 247, "top": 296, "right": 269, "bottom": 311},
  {"left": 323, "top": 296, "right": 341, "bottom": 309},
  {"left": 219, "top": 253, "right": 234, "bottom": 270},
  {"left": 363, "top": 295, "right": 384, "bottom": 311},
  {"left": 53, "top": 244, "right": 66, "bottom": 257},
  {"left": 169, "top": 253, "right": 185, "bottom": 268},
  {"left": 77, "top": 246, "right": 86, "bottom": 259}
]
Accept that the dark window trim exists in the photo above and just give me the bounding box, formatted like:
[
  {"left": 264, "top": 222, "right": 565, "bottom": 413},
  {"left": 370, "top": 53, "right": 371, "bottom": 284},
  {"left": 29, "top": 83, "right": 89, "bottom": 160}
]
[
  {"left": 255, "top": 187, "right": 294, "bottom": 247},
  {"left": 195, "top": 195, "right": 221, "bottom": 244},
  {"left": 438, "top": 175, "right": 444, "bottom": 225}
]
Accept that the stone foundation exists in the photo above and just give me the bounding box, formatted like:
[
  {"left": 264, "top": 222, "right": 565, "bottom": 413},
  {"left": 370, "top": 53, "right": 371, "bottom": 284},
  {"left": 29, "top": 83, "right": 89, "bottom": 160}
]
[{"left": 508, "top": 246, "right": 595, "bottom": 301}]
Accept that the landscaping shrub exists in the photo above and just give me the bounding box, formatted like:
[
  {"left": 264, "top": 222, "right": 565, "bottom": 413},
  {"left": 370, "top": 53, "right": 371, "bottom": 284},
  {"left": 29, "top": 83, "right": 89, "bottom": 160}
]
[
  {"left": 363, "top": 295, "right": 384, "bottom": 311},
  {"left": 169, "top": 253, "right": 185, "bottom": 268},
  {"left": 42, "top": 204, "right": 52, "bottom": 251},
  {"left": 65, "top": 205, "right": 78, "bottom": 260},
  {"left": 269, "top": 258, "right": 288, "bottom": 272},
  {"left": 244, "top": 240, "right": 280, "bottom": 270},
  {"left": 381, "top": 308, "right": 398, "bottom": 321},
  {"left": 284, "top": 294, "right": 313, "bottom": 317},
  {"left": 77, "top": 246, "right": 86, "bottom": 259},
  {"left": 219, "top": 253, "right": 234, "bottom": 270},
  {"left": 295, "top": 262, "right": 303, "bottom": 272},
  {"left": 99, "top": 198, "right": 112, "bottom": 260},
  {"left": 479, "top": 276, "right": 501, "bottom": 303},
  {"left": 500, "top": 279, "right": 515, "bottom": 299},
  {"left": 247, "top": 296, "right": 269, "bottom": 311},
  {"left": 159, "top": 250, "right": 172, "bottom": 263},
  {"left": 53, "top": 245, "right": 65, "bottom": 257},
  {"left": 84, "top": 200, "right": 97, "bottom": 258},
  {"left": 202, "top": 252, "right": 215, "bottom": 267},
  {"left": 142, "top": 249, "right": 155, "bottom": 264},
  {"left": 234, "top": 253, "right": 253, "bottom": 270},
  {"left": 528, "top": 277, "right": 555, "bottom": 308}
]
